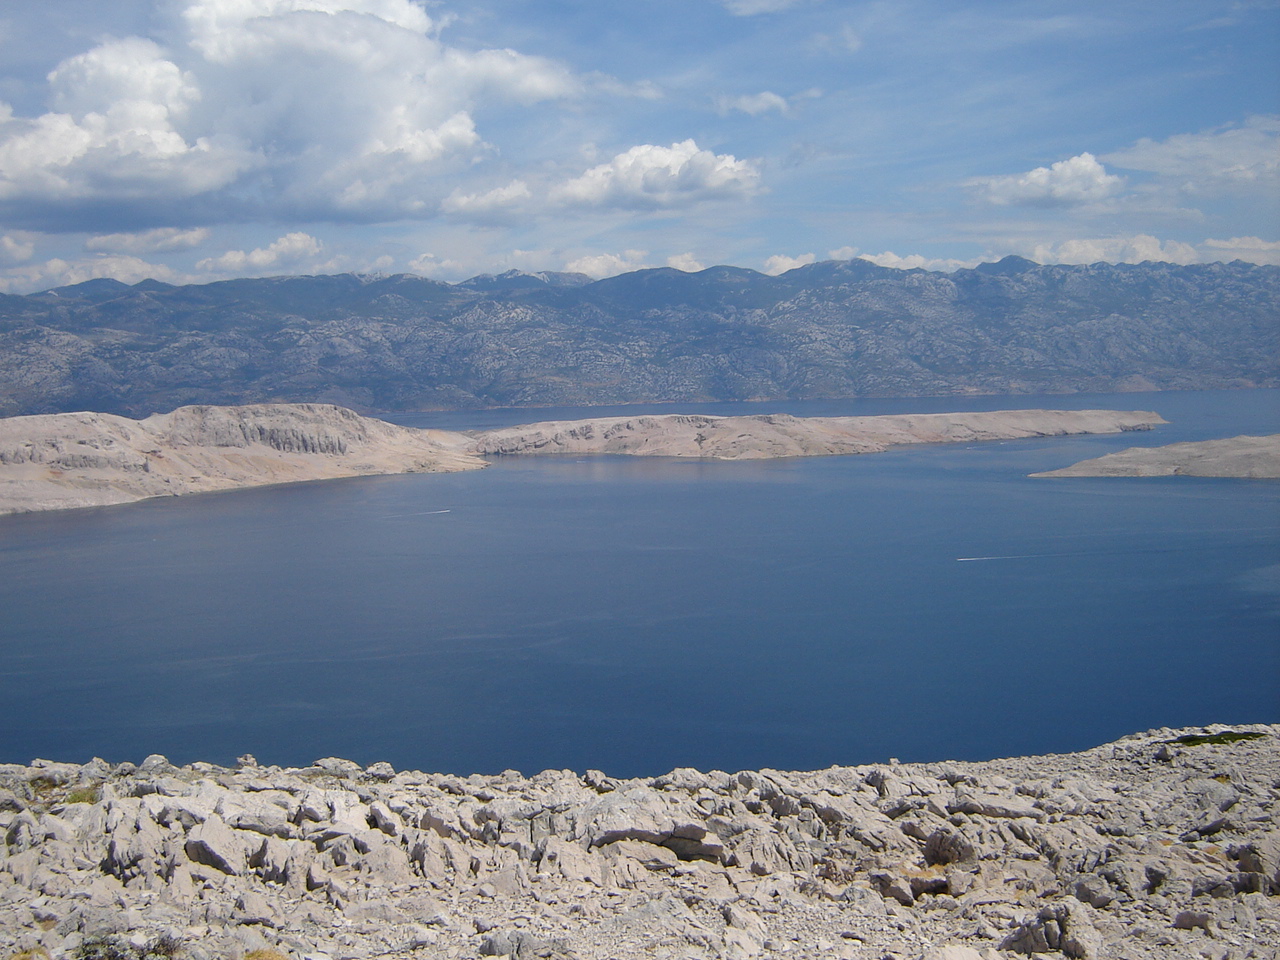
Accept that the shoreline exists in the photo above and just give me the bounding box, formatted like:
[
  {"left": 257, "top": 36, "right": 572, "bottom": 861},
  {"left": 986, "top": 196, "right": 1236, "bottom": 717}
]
[
  {"left": 1031, "top": 433, "right": 1280, "bottom": 479},
  {"left": 0, "top": 402, "right": 1166, "bottom": 517}
]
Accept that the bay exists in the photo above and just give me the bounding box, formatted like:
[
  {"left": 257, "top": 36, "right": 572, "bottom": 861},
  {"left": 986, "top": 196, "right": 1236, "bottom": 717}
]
[{"left": 0, "top": 389, "right": 1276, "bottom": 776}]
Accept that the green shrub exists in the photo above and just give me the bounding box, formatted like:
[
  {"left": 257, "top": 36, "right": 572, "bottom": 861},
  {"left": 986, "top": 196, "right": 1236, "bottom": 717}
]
[
  {"left": 1166, "top": 731, "right": 1266, "bottom": 747},
  {"left": 65, "top": 784, "right": 102, "bottom": 804}
]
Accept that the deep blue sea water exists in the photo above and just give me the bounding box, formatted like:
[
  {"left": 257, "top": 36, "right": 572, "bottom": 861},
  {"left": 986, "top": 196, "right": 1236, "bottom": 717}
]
[{"left": 1, "top": 389, "right": 1276, "bottom": 776}]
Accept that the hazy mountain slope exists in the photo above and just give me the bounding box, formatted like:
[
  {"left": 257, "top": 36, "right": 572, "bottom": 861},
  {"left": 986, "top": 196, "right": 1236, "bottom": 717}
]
[{"left": 0, "top": 258, "right": 1275, "bottom": 417}]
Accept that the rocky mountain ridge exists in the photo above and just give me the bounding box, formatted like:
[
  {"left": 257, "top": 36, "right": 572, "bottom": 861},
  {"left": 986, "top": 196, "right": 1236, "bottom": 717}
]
[
  {"left": 1, "top": 258, "right": 1275, "bottom": 417},
  {"left": 1, "top": 726, "right": 1276, "bottom": 960}
]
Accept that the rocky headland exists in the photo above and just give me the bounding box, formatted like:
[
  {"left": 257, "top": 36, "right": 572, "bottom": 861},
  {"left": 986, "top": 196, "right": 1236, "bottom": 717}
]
[
  {"left": 1, "top": 726, "right": 1277, "bottom": 960},
  {"left": 0, "top": 404, "right": 1165, "bottom": 516},
  {"left": 1032, "top": 435, "right": 1280, "bottom": 479},
  {"left": 0, "top": 404, "right": 484, "bottom": 516}
]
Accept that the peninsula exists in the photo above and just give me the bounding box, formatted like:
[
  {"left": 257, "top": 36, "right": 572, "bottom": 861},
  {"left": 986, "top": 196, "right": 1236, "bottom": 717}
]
[
  {"left": 0, "top": 726, "right": 1275, "bottom": 960},
  {"left": 0, "top": 404, "right": 1165, "bottom": 516},
  {"left": 0, "top": 404, "right": 485, "bottom": 516},
  {"left": 1032, "top": 434, "right": 1280, "bottom": 479}
]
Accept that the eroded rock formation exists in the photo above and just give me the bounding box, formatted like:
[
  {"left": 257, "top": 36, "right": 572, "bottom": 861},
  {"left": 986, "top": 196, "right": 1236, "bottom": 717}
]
[
  {"left": 0, "top": 404, "right": 483, "bottom": 515},
  {"left": 1, "top": 726, "right": 1276, "bottom": 959}
]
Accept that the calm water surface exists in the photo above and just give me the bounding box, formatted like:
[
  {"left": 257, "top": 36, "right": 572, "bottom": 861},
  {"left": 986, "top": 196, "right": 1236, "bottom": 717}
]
[{"left": 1, "top": 390, "right": 1276, "bottom": 776}]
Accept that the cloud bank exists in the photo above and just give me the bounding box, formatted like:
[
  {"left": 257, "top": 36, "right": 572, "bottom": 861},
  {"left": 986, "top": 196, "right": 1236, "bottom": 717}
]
[
  {"left": 553, "top": 141, "right": 759, "bottom": 209},
  {"left": 974, "top": 153, "right": 1123, "bottom": 207},
  {"left": 0, "top": 0, "right": 577, "bottom": 226}
]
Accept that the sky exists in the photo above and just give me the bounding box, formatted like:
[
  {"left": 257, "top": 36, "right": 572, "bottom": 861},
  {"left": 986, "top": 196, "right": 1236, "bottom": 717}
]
[{"left": 0, "top": 0, "right": 1276, "bottom": 292}]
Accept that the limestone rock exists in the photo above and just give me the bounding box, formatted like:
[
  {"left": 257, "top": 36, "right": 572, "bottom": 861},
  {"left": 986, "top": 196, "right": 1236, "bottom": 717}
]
[
  {"left": 1032, "top": 433, "right": 1280, "bottom": 479},
  {"left": 0, "top": 725, "right": 1277, "bottom": 960},
  {"left": 184, "top": 814, "right": 246, "bottom": 875}
]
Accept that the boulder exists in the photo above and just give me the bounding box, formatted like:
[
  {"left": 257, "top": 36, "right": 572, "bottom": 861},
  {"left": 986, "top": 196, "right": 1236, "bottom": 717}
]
[
  {"left": 1001, "top": 901, "right": 1102, "bottom": 959},
  {"left": 184, "top": 814, "right": 246, "bottom": 875}
]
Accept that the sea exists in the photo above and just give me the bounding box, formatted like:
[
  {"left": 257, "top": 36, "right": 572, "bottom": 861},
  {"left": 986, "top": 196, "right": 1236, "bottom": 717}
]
[{"left": 1, "top": 389, "right": 1276, "bottom": 778}]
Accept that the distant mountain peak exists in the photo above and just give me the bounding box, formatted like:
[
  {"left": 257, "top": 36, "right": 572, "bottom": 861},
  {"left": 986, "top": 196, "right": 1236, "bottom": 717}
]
[
  {"left": 973, "top": 255, "right": 1040, "bottom": 276},
  {"left": 456, "top": 269, "right": 593, "bottom": 290},
  {"left": 46, "top": 277, "right": 133, "bottom": 300}
]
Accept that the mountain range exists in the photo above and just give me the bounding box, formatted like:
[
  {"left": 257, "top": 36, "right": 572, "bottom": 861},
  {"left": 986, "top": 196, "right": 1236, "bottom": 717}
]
[{"left": 1, "top": 257, "right": 1275, "bottom": 417}]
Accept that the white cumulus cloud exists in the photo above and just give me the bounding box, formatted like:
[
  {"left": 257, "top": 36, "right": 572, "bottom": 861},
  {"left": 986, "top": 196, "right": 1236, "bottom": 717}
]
[
  {"left": 0, "top": 37, "right": 248, "bottom": 204},
  {"left": 973, "top": 153, "right": 1124, "bottom": 207},
  {"left": 564, "top": 249, "right": 651, "bottom": 278},
  {"left": 1027, "top": 234, "right": 1201, "bottom": 265},
  {"left": 554, "top": 140, "right": 759, "bottom": 209},
  {"left": 667, "top": 253, "right": 705, "bottom": 272},
  {"left": 407, "top": 252, "right": 468, "bottom": 278},
  {"left": 0, "top": 0, "right": 580, "bottom": 225},
  {"left": 1201, "top": 236, "right": 1280, "bottom": 265},
  {"left": 0, "top": 254, "right": 195, "bottom": 293},
  {"left": 441, "top": 180, "right": 532, "bottom": 217},
  {"left": 196, "top": 232, "right": 322, "bottom": 272},
  {"left": 86, "top": 227, "right": 210, "bottom": 254},
  {"left": 763, "top": 252, "right": 815, "bottom": 274},
  {"left": 858, "top": 251, "right": 981, "bottom": 272},
  {"left": 1, "top": 234, "right": 35, "bottom": 263}
]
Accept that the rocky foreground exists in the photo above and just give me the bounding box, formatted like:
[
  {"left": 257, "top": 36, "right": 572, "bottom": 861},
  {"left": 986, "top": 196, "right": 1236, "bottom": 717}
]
[
  {"left": 0, "top": 404, "right": 1164, "bottom": 516},
  {"left": 2, "top": 726, "right": 1277, "bottom": 960},
  {"left": 1032, "top": 435, "right": 1280, "bottom": 479}
]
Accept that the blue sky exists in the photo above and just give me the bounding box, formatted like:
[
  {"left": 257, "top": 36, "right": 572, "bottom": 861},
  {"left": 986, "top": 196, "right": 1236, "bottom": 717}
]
[{"left": 0, "top": 0, "right": 1276, "bottom": 291}]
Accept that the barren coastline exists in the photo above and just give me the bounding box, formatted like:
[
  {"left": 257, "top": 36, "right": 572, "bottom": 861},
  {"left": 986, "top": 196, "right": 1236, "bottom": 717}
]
[
  {"left": 1032, "top": 434, "right": 1280, "bottom": 479},
  {"left": 0, "top": 403, "right": 1167, "bottom": 517}
]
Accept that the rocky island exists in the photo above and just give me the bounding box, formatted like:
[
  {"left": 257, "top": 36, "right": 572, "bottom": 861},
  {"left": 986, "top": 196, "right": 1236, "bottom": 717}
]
[
  {"left": 1032, "top": 434, "right": 1280, "bottom": 479},
  {"left": 1, "top": 726, "right": 1276, "bottom": 960},
  {"left": 469, "top": 409, "right": 1164, "bottom": 461},
  {"left": 0, "top": 404, "right": 1164, "bottom": 516}
]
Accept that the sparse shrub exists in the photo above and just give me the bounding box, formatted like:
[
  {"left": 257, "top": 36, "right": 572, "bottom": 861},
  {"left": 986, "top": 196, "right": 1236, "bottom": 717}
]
[
  {"left": 73, "top": 934, "right": 183, "bottom": 960},
  {"left": 10, "top": 948, "right": 51, "bottom": 960},
  {"left": 73, "top": 937, "right": 135, "bottom": 960},
  {"left": 65, "top": 784, "right": 102, "bottom": 804},
  {"left": 1167, "top": 731, "right": 1266, "bottom": 747},
  {"left": 243, "top": 951, "right": 289, "bottom": 960},
  {"left": 141, "top": 936, "right": 182, "bottom": 960}
]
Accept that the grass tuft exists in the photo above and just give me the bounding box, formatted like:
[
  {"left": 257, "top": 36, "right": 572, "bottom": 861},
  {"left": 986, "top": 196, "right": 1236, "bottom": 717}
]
[
  {"left": 1166, "top": 731, "right": 1266, "bottom": 747},
  {"left": 65, "top": 784, "right": 102, "bottom": 804}
]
